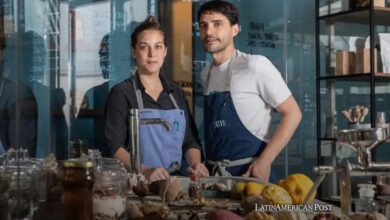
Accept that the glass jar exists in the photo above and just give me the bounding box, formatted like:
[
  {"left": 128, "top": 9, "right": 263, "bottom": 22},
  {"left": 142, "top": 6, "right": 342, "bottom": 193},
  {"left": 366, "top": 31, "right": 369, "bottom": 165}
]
[
  {"left": 62, "top": 159, "right": 95, "bottom": 220},
  {"left": 93, "top": 169, "right": 127, "bottom": 220},
  {"left": 70, "top": 138, "right": 87, "bottom": 158},
  {"left": 7, "top": 169, "right": 34, "bottom": 220},
  {"left": 88, "top": 149, "right": 102, "bottom": 171},
  {"left": 355, "top": 183, "right": 378, "bottom": 213},
  {"left": 188, "top": 175, "right": 202, "bottom": 199},
  {"left": 0, "top": 170, "right": 10, "bottom": 220}
]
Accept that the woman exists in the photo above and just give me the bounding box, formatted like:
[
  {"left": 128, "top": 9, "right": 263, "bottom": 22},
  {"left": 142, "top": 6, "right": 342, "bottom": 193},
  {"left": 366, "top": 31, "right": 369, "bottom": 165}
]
[{"left": 105, "top": 16, "right": 209, "bottom": 182}]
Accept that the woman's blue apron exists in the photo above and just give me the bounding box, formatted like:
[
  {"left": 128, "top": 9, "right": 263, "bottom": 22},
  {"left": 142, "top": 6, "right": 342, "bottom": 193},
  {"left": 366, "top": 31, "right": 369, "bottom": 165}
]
[
  {"left": 204, "top": 51, "right": 276, "bottom": 182},
  {"left": 131, "top": 76, "right": 186, "bottom": 173}
]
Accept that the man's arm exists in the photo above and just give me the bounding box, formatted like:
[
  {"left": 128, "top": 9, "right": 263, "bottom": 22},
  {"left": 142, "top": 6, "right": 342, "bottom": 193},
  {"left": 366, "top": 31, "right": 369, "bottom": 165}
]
[{"left": 243, "top": 95, "right": 301, "bottom": 181}]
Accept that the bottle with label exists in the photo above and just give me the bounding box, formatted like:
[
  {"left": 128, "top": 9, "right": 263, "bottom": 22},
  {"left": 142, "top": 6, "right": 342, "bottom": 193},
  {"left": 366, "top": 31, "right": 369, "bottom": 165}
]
[
  {"left": 355, "top": 183, "right": 378, "bottom": 213},
  {"left": 188, "top": 175, "right": 202, "bottom": 199}
]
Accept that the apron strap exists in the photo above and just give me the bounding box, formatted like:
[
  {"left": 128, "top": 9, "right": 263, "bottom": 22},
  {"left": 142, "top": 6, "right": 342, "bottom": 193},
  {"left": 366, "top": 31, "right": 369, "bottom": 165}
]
[
  {"left": 131, "top": 74, "right": 180, "bottom": 110},
  {"left": 132, "top": 77, "right": 144, "bottom": 109},
  {"left": 205, "top": 50, "right": 238, "bottom": 93},
  {"left": 168, "top": 93, "right": 180, "bottom": 109},
  {"left": 207, "top": 157, "right": 256, "bottom": 176}
]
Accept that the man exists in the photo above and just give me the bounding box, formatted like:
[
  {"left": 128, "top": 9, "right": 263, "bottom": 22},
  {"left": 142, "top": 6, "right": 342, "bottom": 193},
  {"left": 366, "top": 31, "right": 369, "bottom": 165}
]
[
  {"left": 198, "top": 1, "right": 302, "bottom": 182},
  {"left": 0, "top": 35, "right": 38, "bottom": 156}
]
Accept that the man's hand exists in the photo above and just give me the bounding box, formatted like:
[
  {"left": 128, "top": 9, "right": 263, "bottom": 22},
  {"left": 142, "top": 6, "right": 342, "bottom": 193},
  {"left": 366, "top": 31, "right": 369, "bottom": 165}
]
[
  {"left": 187, "top": 162, "right": 209, "bottom": 178},
  {"left": 242, "top": 159, "right": 271, "bottom": 182},
  {"left": 142, "top": 167, "right": 170, "bottom": 182}
]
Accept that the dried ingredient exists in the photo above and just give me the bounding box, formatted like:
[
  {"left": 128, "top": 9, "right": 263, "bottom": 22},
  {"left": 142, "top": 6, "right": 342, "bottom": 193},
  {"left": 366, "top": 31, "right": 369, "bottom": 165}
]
[{"left": 159, "top": 177, "right": 182, "bottom": 202}]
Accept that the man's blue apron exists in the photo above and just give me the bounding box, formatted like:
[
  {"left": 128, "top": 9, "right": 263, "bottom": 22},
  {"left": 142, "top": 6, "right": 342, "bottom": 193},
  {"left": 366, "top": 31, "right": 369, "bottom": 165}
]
[
  {"left": 204, "top": 50, "right": 276, "bottom": 182},
  {"left": 131, "top": 76, "right": 186, "bottom": 173}
]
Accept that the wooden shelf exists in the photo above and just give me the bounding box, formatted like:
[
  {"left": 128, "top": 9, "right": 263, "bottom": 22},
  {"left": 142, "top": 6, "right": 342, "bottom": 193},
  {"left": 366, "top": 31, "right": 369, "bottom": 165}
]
[
  {"left": 318, "top": 73, "right": 390, "bottom": 82},
  {"left": 319, "top": 7, "right": 390, "bottom": 25}
]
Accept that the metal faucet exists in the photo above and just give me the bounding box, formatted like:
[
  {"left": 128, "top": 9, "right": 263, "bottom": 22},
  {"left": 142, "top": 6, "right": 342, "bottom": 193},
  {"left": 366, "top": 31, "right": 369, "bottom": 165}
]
[{"left": 128, "top": 109, "right": 171, "bottom": 174}]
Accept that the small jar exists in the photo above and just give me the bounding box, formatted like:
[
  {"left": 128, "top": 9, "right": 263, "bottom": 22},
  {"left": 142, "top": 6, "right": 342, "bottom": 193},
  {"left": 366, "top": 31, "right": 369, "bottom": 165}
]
[
  {"left": 188, "top": 175, "right": 202, "bottom": 199},
  {"left": 355, "top": 183, "right": 378, "bottom": 213},
  {"left": 62, "top": 159, "right": 95, "bottom": 220},
  {"left": 93, "top": 169, "right": 127, "bottom": 220}
]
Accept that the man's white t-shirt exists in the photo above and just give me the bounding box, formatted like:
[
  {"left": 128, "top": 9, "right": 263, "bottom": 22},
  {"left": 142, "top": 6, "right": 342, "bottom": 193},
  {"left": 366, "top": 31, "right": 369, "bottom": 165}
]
[{"left": 201, "top": 50, "right": 291, "bottom": 142}]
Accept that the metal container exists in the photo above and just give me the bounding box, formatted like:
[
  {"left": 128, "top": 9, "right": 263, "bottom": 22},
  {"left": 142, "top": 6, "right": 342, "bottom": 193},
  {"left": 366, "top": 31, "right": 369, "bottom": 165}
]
[{"left": 337, "top": 127, "right": 389, "bottom": 151}]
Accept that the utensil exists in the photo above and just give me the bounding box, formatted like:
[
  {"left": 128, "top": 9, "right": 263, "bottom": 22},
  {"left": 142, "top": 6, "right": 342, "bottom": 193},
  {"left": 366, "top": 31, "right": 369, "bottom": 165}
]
[
  {"left": 360, "top": 107, "right": 369, "bottom": 123},
  {"left": 342, "top": 110, "right": 353, "bottom": 122},
  {"left": 354, "top": 106, "right": 361, "bottom": 123}
]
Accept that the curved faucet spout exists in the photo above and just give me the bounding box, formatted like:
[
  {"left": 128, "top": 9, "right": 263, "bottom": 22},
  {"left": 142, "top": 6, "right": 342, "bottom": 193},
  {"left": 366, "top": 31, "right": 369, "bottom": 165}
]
[{"left": 140, "top": 118, "right": 171, "bottom": 131}]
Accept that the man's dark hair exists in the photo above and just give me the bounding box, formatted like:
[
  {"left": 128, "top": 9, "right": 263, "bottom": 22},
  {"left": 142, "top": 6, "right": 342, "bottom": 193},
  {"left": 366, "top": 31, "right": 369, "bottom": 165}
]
[
  {"left": 131, "top": 16, "right": 167, "bottom": 49},
  {"left": 197, "top": 1, "right": 239, "bottom": 25}
]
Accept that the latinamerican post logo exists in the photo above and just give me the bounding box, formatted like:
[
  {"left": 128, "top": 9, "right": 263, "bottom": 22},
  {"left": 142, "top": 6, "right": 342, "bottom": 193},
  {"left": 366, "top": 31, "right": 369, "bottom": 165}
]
[{"left": 255, "top": 204, "right": 333, "bottom": 214}]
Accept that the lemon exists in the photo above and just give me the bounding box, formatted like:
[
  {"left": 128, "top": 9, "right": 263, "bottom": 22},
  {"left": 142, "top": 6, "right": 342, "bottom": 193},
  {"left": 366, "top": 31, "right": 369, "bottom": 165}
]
[
  {"left": 231, "top": 182, "right": 246, "bottom": 199},
  {"left": 244, "top": 182, "right": 267, "bottom": 197}
]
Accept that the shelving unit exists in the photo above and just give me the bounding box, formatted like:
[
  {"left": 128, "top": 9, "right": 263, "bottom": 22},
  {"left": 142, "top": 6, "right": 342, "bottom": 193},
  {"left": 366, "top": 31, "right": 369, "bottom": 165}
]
[{"left": 315, "top": 0, "right": 390, "bottom": 200}]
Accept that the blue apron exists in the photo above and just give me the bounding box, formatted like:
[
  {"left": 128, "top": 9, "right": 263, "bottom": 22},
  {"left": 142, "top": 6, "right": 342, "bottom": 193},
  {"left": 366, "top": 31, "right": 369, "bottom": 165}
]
[
  {"left": 131, "top": 76, "right": 186, "bottom": 173},
  {"left": 204, "top": 51, "right": 276, "bottom": 182}
]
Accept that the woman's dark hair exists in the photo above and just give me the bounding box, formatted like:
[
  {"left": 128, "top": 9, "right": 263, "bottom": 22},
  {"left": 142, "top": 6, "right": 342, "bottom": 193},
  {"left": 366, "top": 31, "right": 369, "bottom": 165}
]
[
  {"left": 197, "top": 1, "right": 239, "bottom": 25},
  {"left": 131, "top": 16, "right": 167, "bottom": 49}
]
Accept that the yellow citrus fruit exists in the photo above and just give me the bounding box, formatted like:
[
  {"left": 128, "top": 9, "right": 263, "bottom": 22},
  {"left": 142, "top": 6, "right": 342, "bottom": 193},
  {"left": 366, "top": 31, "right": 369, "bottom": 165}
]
[{"left": 278, "top": 173, "right": 316, "bottom": 205}]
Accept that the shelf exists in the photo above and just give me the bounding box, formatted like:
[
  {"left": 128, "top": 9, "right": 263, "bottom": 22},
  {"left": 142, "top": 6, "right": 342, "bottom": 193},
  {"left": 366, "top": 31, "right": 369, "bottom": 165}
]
[
  {"left": 319, "top": 138, "right": 337, "bottom": 141},
  {"left": 319, "top": 7, "right": 390, "bottom": 25},
  {"left": 77, "top": 109, "right": 104, "bottom": 118},
  {"left": 318, "top": 73, "right": 390, "bottom": 82}
]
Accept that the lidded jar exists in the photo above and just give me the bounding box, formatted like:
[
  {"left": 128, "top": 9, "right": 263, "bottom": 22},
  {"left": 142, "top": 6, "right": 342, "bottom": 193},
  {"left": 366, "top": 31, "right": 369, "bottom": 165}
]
[
  {"left": 188, "top": 175, "right": 202, "bottom": 199},
  {"left": 93, "top": 168, "right": 127, "bottom": 220},
  {"left": 62, "top": 159, "right": 95, "bottom": 220}
]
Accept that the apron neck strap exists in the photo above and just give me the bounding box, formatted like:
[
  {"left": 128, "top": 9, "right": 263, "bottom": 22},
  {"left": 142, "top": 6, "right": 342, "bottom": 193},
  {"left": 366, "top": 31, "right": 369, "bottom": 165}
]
[
  {"left": 131, "top": 73, "right": 180, "bottom": 110},
  {"left": 206, "top": 49, "right": 238, "bottom": 93}
]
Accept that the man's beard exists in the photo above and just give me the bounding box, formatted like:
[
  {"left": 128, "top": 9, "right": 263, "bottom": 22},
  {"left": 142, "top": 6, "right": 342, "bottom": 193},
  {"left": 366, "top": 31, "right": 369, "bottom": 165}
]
[{"left": 202, "top": 37, "right": 230, "bottom": 54}]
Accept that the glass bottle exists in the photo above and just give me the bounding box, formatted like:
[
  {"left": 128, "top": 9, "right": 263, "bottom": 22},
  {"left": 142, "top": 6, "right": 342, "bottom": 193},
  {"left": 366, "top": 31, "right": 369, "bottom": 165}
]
[
  {"left": 62, "top": 159, "right": 95, "bottom": 220},
  {"left": 355, "top": 183, "right": 378, "bottom": 213},
  {"left": 188, "top": 175, "right": 202, "bottom": 199},
  {"left": 376, "top": 112, "right": 389, "bottom": 128}
]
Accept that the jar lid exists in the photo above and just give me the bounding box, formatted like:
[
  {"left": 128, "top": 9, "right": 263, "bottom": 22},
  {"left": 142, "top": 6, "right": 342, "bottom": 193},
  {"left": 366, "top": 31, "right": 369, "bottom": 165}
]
[{"left": 62, "top": 159, "right": 94, "bottom": 168}]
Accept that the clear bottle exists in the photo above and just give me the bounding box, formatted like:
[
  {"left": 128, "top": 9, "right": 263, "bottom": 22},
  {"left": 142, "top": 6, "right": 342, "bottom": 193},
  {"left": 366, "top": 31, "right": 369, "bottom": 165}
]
[
  {"left": 355, "top": 183, "right": 378, "bottom": 213},
  {"left": 188, "top": 175, "right": 202, "bottom": 199}
]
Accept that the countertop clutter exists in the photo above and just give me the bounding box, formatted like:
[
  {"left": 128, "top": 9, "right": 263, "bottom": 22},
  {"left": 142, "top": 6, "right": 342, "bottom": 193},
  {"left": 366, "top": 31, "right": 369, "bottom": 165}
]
[{"left": 2, "top": 149, "right": 389, "bottom": 220}]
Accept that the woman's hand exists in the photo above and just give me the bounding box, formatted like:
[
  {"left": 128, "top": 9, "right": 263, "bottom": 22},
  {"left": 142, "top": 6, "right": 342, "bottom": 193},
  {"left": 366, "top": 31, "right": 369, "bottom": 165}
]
[
  {"left": 142, "top": 167, "right": 170, "bottom": 182},
  {"left": 187, "top": 162, "right": 210, "bottom": 178}
]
